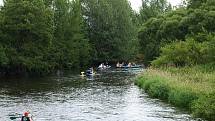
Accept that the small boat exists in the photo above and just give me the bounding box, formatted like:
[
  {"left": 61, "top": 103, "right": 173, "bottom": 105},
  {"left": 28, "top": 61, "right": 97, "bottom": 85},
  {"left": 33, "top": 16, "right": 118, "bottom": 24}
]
[
  {"left": 98, "top": 63, "right": 111, "bottom": 70},
  {"left": 86, "top": 72, "right": 96, "bottom": 76},
  {"left": 86, "top": 68, "right": 96, "bottom": 76},
  {"left": 117, "top": 65, "right": 142, "bottom": 68}
]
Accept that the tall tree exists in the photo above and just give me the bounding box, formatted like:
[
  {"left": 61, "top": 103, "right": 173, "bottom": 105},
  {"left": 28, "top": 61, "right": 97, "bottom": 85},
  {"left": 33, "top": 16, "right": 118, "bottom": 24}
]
[
  {"left": 139, "top": 0, "right": 172, "bottom": 23},
  {"left": 82, "top": 0, "right": 138, "bottom": 62},
  {"left": 52, "top": 0, "right": 90, "bottom": 69},
  {"left": 187, "top": 0, "right": 207, "bottom": 8},
  {"left": 0, "top": 8, "right": 9, "bottom": 66},
  {"left": 1, "top": 0, "right": 54, "bottom": 73}
]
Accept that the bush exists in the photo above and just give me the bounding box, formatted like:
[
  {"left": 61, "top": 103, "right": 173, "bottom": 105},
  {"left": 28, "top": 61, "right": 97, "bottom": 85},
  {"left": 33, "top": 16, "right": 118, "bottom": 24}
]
[
  {"left": 135, "top": 75, "right": 170, "bottom": 100},
  {"left": 192, "top": 93, "right": 215, "bottom": 121},
  {"left": 0, "top": 45, "right": 9, "bottom": 66},
  {"left": 152, "top": 35, "right": 215, "bottom": 67},
  {"left": 148, "top": 81, "right": 169, "bottom": 100},
  {"left": 135, "top": 76, "right": 157, "bottom": 91},
  {"left": 151, "top": 39, "right": 192, "bottom": 67},
  {"left": 168, "top": 88, "right": 198, "bottom": 109}
]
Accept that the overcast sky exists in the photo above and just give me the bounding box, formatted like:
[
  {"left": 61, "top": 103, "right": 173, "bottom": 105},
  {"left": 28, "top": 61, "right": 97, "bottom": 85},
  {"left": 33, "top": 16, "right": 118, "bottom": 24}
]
[
  {"left": 0, "top": 0, "right": 182, "bottom": 11},
  {"left": 129, "top": 0, "right": 183, "bottom": 11}
]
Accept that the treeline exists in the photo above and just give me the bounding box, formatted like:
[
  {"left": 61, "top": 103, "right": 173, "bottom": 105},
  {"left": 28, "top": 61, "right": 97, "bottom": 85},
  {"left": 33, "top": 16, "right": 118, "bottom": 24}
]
[
  {"left": 1, "top": 0, "right": 214, "bottom": 75},
  {"left": 138, "top": 0, "right": 215, "bottom": 66},
  {"left": 136, "top": 1, "right": 215, "bottom": 120},
  {"left": 0, "top": 0, "right": 137, "bottom": 75}
]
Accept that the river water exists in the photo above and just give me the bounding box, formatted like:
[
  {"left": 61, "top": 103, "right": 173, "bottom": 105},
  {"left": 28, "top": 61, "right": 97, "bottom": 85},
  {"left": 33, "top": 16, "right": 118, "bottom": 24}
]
[{"left": 0, "top": 68, "right": 199, "bottom": 121}]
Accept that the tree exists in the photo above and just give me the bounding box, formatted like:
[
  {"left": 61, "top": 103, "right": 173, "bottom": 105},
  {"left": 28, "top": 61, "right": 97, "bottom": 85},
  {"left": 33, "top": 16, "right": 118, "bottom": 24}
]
[
  {"left": 1, "top": 0, "right": 54, "bottom": 73},
  {"left": 138, "top": 0, "right": 215, "bottom": 65},
  {"left": 139, "top": 0, "right": 172, "bottom": 23},
  {"left": 82, "top": 0, "right": 138, "bottom": 62},
  {"left": 187, "top": 0, "right": 207, "bottom": 8},
  {"left": 52, "top": 0, "right": 91, "bottom": 69}
]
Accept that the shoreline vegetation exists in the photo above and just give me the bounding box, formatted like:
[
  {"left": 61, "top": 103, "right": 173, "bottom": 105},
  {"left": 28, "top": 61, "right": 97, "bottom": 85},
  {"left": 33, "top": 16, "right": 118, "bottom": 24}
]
[
  {"left": 135, "top": 65, "right": 215, "bottom": 121},
  {"left": 135, "top": 0, "right": 215, "bottom": 120},
  {"left": 0, "top": 0, "right": 138, "bottom": 76}
]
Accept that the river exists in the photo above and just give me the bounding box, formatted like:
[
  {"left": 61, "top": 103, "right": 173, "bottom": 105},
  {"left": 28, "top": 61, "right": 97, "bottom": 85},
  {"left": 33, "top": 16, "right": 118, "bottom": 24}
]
[{"left": 0, "top": 68, "right": 200, "bottom": 121}]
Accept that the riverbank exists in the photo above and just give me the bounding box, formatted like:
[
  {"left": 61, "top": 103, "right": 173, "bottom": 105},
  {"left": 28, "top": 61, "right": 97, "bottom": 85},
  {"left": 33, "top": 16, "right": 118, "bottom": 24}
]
[{"left": 135, "top": 65, "right": 215, "bottom": 121}]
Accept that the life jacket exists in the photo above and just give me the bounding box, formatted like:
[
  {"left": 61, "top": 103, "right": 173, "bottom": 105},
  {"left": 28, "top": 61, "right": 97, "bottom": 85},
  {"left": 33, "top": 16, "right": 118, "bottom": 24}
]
[{"left": 21, "top": 116, "right": 30, "bottom": 121}]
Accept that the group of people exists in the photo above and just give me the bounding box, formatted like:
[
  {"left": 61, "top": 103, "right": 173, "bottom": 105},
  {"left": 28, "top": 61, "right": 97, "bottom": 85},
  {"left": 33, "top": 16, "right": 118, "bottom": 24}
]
[
  {"left": 80, "top": 61, "right": 139, "bottom": 76},
  {"left": 98, "top": 63, "right": 111, "bottom": 69},
  {"left": 80, "top": 62, "right": 111, "bottom": 76},
  {"left": 116, "top": 62, "right": 136, "bottom": 68}
]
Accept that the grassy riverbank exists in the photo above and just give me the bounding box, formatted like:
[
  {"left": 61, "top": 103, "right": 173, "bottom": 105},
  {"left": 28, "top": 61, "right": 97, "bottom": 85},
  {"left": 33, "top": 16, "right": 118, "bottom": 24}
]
[{"left": 135, "top": 64, "right": 215, "bottom": 121}]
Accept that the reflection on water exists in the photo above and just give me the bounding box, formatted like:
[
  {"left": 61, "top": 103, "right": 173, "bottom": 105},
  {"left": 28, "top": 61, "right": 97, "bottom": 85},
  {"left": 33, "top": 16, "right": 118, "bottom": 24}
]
[{"left": 0, "top": 68, "right": 199, "bottom": 121}]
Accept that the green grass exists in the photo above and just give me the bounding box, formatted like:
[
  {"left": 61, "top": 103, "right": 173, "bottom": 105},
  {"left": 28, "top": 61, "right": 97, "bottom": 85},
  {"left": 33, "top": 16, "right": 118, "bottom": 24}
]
[{"left": 135, "top": 65, "right": 215, "bottom": 121}]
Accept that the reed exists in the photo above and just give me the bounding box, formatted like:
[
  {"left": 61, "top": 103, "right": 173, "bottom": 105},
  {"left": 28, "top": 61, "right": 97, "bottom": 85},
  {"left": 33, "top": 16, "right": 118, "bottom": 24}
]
[{"left": 135, "top": 65, "right": 215, "bottom": 120}]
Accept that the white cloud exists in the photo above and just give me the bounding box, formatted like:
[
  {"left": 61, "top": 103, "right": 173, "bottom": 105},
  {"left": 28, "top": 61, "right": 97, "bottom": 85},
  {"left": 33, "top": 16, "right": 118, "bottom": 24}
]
[
  {"left": 0, "top": 0, "right": 182, "bottom": 11},
  {"left": 168, "top": 0, "right": 182, "bottom": 6},
  {"left": 129, "top": 0, "right": 182, "bottom": 11},
  {"left": 0, "top": 0, "right": 3, "bottom": 6},
  {"left": 128, "top": 0, "right": 142, "bottom": 12}
]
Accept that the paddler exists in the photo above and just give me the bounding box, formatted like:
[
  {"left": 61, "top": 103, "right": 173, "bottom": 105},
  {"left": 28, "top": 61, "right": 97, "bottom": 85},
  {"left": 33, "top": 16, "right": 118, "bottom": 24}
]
[{"left": 21, "top": 111, "right": 33, "bottom": 121}]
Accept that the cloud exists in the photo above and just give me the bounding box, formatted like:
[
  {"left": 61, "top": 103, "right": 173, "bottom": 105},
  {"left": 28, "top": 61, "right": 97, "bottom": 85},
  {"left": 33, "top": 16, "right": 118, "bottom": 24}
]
[{"left": 129, "top": 0, "right": 182, "bottom": 11}]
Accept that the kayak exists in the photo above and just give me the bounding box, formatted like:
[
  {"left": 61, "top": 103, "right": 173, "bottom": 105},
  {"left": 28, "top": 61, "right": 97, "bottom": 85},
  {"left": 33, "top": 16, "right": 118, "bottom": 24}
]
[
  {"left": 86, "top": 72, "right": 96, "bottom": 76},
  {"left": 116, "top": 65, "right": 142, "bottom": 68}
]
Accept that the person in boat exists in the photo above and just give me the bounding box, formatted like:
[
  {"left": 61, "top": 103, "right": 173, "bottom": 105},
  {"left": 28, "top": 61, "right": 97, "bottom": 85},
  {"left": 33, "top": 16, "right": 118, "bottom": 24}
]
[
  {"left": 116, "top": 62, "right": 120, "bottom": 68},
  {"left": 127, "top": 62, "right": 132, "bottom": 67},
  {"left": 98, "top": 63, "right": 106, "bottom": 69},
  {"left": 105, "top": 62, "right": 111, "bottom": 68},
  {"left": 21, "top": 112, "right": 33, "bottom": 121},
  {"left": 98, "top": 63, "right": 103, "bottom": 69},
  {"left": 80, "top": 72, "right": 85, "bottom": 76},
  {"left": 121, "top": 62, "right": 125, "bottom": 67},
  {"left": 132, "top": 62, "right": 136, "bottom": 67},
  {"left": 86, "top": 67, "right": 94, "bottom": 75}
]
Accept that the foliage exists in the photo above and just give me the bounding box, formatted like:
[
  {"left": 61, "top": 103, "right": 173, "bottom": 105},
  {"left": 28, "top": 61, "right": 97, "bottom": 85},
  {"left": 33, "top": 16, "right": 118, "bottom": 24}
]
[
  {"left": 168, "top": 88, "right": 197, "bottom": 109},
  {"left": 0, "top": 45, "right": 8, "bottom": 65},
  {"left": 192, "top": 92, "right": 215, "bottom": 121},
  {"left": 0, "top": 0, "right": 92, "bottom": 75},
  {"left": 152, "top": 34, "right": 215, "bottom": 67},
  {"left": 138, "top": 0, "right": 215, "bottom": 65},
  {"left": 138, "top": 8, "right": 187, "bottom": 65},
  {"left": 139, "top": 0, "right": 172, "bottom": 23},
  {"left": 135, "top": 67, "right": 215, "bottom": 119},
  {"left": 0, "top": 0, "right": 140, "bottom": 75},
  {"left": 1, "top": 0, "right": 54, "bottom": 73},
  {"left": 82, "top": 0, "right": 138, "bottom": 62},
  {"left": 52, "top": 0, "right": 91, "bottom": 69}
]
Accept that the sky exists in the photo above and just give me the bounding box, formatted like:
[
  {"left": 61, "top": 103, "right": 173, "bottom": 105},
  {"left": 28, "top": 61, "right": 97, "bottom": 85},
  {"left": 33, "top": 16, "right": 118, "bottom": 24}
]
[
  {"left": 0, "top": 0, "right": 182, "bottom": 11},
  {"left": 129, "top": 0, "right": 183, "bottom": 11}
]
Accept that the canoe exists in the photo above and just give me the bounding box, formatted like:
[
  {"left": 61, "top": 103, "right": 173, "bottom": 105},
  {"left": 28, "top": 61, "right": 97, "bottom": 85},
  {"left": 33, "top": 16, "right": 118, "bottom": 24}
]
[{"left": 116, "top": 65, "right": 142, "bottom": 68}]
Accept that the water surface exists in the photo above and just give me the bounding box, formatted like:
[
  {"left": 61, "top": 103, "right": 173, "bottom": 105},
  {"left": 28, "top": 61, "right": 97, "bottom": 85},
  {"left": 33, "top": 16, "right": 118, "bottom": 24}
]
[{"left": 0, "top": 68, "right": 199, "bottom": 121}]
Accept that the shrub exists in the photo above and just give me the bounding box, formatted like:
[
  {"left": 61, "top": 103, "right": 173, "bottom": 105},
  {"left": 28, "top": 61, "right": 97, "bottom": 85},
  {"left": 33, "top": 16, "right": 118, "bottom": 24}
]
[
  {"left": 152, "top": 35, "right": 215, "bottom": 67},
  {"left": 192, "top": 93, "right": 215, "bottom": 121},
  {"left": 0, "top": 45, "right": 9, "bottom": 66},
  {"left": 168, "top": 88, "right": 198, "bottom": 109},
  {"left": 135, "top": 75, "right": 170, "bottom": 100},
  {"left": 148, "top": 81, "right": 169, "bottom": 100}
]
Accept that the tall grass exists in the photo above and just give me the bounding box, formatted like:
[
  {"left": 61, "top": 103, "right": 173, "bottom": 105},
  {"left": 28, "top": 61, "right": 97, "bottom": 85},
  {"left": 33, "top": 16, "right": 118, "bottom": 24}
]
[{"left": 135, "top": 65, "right": 215, "bottom": 120}]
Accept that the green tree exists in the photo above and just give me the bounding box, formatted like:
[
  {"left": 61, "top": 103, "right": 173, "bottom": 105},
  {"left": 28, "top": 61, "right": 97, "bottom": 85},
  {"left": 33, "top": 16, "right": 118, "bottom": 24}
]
[
  {"left": 82, "top": 0, "right": 138, "bottom": 62},
  {"left": 1, "top": 0, "right": 54, "bottom": 73},
  {"left": 139, "top": 0, "right": 172, "bottom": 23},
  {"left": 52, "top": 0, "right": 90, "bottom": 69},
  {"left": 187, "top": 0, "right": 207, "bottom": 8},
  {"left": 138, "top": 0, "right": 215, "bottom": 65}
]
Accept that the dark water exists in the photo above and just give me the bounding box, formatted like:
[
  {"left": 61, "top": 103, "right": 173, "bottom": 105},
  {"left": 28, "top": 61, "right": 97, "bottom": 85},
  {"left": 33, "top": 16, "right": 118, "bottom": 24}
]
[{"left": 0, "top": 68, "right": 199, "bottom": 121}]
